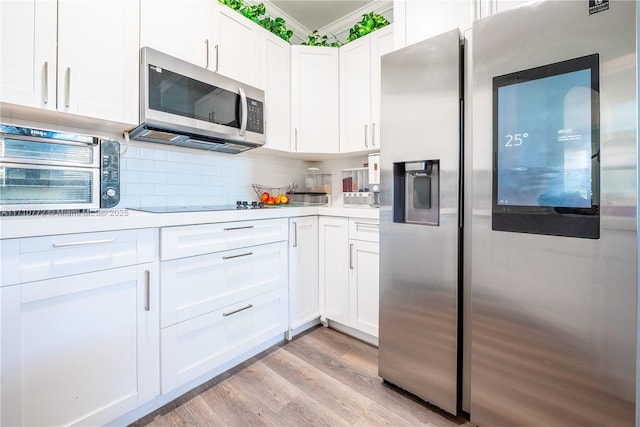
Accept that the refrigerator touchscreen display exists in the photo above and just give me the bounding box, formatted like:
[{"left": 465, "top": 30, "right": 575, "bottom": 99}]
[{"left": 492, "top": 54, "right": 600, "bottom": 238}]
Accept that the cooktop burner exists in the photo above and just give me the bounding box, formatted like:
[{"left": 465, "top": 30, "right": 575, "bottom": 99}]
[{"left": 129, "top": 201, "right": 272, "bottom": 213}]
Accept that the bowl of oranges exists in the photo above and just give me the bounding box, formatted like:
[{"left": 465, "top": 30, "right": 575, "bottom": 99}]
[{"left": 252, "top": 183, "right": 297, "bottom": 205}]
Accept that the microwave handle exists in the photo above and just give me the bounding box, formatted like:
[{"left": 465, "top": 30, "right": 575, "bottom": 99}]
[{"left": 238, "top": 87, "right": 248, "bottom": 137}]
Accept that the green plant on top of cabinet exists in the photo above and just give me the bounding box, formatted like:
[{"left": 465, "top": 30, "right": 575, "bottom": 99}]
[
  {"left": 1, "top": 0, "right": 139, "bottom": 125},
  {"left": 340, "top": 25, "right": 394, "bottom": 153},
  {"left": 218, "top": 0, "right": 293, "bottom": 42},
  {"left": 290, "top": 46, "right": 340, "bottom": 153},
  {"left": 346, "top": 12, "right": 390, "bottom": 42}
]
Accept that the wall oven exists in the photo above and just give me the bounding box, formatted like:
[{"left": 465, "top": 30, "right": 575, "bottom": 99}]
[{"left": 0, "top": 124, "right": 120, "bottom": 213}]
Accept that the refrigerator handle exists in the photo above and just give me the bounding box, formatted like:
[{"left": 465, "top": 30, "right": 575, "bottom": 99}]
[{"left": 349, "top": 243, "right": 354, "bottom": 269}]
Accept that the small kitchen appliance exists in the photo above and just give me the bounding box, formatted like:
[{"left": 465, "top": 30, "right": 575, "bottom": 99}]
[
  {"left": 129, "top": 47, "right": 265, "bottom": 154},
  {"left": 0, "top": 124, "right": 120, "bottom": 213}
]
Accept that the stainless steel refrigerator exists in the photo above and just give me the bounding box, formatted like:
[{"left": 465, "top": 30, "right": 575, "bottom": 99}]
[
  {"left": 379, "top": 2, "right": 637, "bottom": 425},
  {"left": 378, "top": 28, "right": 463, "bottom": 416}
]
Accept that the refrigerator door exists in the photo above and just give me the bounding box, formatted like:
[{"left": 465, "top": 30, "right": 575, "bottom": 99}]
[
  {"left": 471, "top": 2, "right": 637, "bottom": 426},
  {"left": 378, "top": 29, "right": 461, "bottom": 415}
]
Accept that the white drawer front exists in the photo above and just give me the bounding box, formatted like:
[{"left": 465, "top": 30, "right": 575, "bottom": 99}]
[
  {"left": 348, "top": 218, "right": 380, "bottom": 242},
  {"left": 2, "top": 229, "right": 156, "bottom": 286},
  {"left": 160, "top": 288, "right": 288, "bottom": 394},
  {"left": 160, "top": 218, "right": 288, "bottom": 260},
  {"left": 161, "top": 241, "right": 288, "bottom": 327}
]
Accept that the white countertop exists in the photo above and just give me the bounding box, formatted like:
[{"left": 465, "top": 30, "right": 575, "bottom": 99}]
[{"left": 0, "top": 205, "right": 379, "bottom": 239}]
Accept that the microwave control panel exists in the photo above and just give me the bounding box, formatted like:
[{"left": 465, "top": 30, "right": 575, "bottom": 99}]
[
  {"left": 100, "top": 139, "right": 120, "bottom": 208},
  {"left": 246, "top": 98, "right": 264, "bottom": 134}
]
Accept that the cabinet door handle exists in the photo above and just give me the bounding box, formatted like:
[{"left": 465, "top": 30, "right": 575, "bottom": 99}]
[
  {"left": 205, "top": 39, "right": 210, "bottom": 68},
  {"left": 355, "top": 221, "right": 379, "bottom": 229},
  {"left": 294, "top": 128, "right": 298, "bottom": 151},
  {"left": 223, "top": 225, "right": 254, "bottom": 231},
  {"left": 65, "top": 67, "right": 71, "bottom": 108},
  {"left": 214, "top": 44, "right": 219, "bottom": 72},
  {"left": 349, "top": 243, "right": 354, "bottom": 269},
  {"left": 292, "top": 221, "right": 298, "bottom": 248},
  {"left": 223, "top": 304, "right": 253, "bottom": 317},
  {"left": 372, "top": 122, "right": 376, "bottom": 147},
  {"left": 238, "top": 87, "right": 247, "bottom": 137},
  {"left": 144, "top": 270, "right": 150, "bottom": 311},
  {"left": 223, "top": 252, "right": 253, "bottom": 260},
  {"left": 364, "top": 124, "right": 369, "bottom": 148},
  {"left": 52, "top": 238, "right": 115, "bottom": 248},
  {"left": 43, "top": 61, "right": 49, "bottom": 104}
]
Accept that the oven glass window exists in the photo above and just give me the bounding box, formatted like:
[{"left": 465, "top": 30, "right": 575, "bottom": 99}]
[
  {"left": 148, "top": 64, "right": 240, "bottom": 128},
  {"left": 0, "top": 137, "right": 94, "bottom": 165},
  {"left": 0, "top": 166, "right": 93, "bottom": 205}
]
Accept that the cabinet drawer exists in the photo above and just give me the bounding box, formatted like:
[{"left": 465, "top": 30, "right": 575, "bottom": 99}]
[
  {"left": 161, "top": 241, "right": 288, "bottom": 327},
  {"left": 160, "top": 218, "right": 288, "bottom": 260},
  {"left": 349, "top": 218, "right": 379, "bottom": 242},
  {"left": 160, "top": 287, "right": 288, "bottom": 393},
  {"left": 0, "top": 229, "right": 156, "bottom": 286}
]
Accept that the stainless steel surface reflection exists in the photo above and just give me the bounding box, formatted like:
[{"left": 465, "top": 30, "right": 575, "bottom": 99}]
[
  {"left": 378, "top": 29, "right": 461, "bottom": 415},
  {"left": 470, "top": 1, "right": 637, "bottom": 426}
]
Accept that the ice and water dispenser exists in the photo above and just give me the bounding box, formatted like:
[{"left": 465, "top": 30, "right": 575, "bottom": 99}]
[{"left": 393, "top": 160, "right": 439, "bottom": 226}]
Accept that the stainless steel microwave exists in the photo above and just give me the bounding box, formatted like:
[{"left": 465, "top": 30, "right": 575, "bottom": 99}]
[
  {"left": 128, "top": 47, "right": 266, "bottom": 154},
  {"left": 0, "top": 124, "right": 120, "bottom": 213}
]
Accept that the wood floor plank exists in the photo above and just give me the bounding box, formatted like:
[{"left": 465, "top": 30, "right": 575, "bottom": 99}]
[{"left": 132, "top": 326, "right": 473, "bottom": 427}]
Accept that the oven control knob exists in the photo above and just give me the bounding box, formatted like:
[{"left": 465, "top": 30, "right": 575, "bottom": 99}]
[{"left": 106, "top": 188, "right": 116, "bottom": 197}]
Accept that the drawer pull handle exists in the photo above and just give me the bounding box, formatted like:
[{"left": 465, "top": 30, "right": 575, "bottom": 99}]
[
  {"left": 223, "top": 304, "right": 253, "bottom": 317},
  {"left": 144, "top": 270, "right": 150, "bottom": 312},
  {"left": 223, "top": 252, "right": 253, "bottom": 260},
  {"left": 223, "top": 225, "right": 254, "bottom": 231},
  {"left": 53, "top": 238, "right": 115, "bottom": 248},
  {"left": 355, "top": 222, "right": 379, "bottom": 228}
]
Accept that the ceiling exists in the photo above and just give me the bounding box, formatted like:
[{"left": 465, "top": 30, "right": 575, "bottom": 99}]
[{"left": 270, "top": 0, "right": 376, "bottom": 32}]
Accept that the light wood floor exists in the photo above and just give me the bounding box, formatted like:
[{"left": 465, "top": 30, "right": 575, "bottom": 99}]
[{"left": 132, "top": 326, "right": 474, "bottom": 427}]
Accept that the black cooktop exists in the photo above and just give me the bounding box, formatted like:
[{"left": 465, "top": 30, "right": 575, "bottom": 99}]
[{"left": 129, "top": 201, "right": 276, "bottom": 213}]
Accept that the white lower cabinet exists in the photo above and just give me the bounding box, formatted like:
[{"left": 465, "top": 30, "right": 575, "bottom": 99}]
[
  {"left": 319, "top": 217, "right": 380, "bottom": 338},
  {"left": 0, "top": 263, "right": 159, "bottom": 426},
  {"left": 159, "top": 219, "right": 288, "bottom": 394},
  {"left": 288, "top": 217, "right": 319, "bottom": 337}
]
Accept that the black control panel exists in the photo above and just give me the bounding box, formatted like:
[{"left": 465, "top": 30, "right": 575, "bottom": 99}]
[
  {"left": 100, "top": 140, "right": 120, "bottom": 208},
  {"left": 246, "top": 97, "right": 264, "bottom": 134}
]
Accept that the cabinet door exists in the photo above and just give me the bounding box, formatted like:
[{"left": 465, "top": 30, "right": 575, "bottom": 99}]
[
  {"left": 161, "top": 288, "right": 287, "bottom": 393},
  {"left": 370, "top": 25, "right": 394, "bottom": 149},
  {"left": 289, "top": 217, "right": 319, "bottom": 331},
  {"left": 339, "top": 37, "right": 372, "bottom": 153},
  {"left": 349, "top": 240, "right": 380, "bottom": 337},
  {"left": 261, "top": 31, "right": 291, "bottom": 151},
  {"left": 0, "top": 264, "right": 159, "bottom": 426},
  {"left": 57, "top": 0, "right": 139, "bottom": 124},
  {"left": 318, "top": 216, "right": 349, "bottom": 323},
  {"left": 214, "top": 6, "right": 261, "bottom": 88},
  {"left": 0, "top": 0, "right": 56, "bottom": 110},
  {"left": 291, "top": 46, "right": 339, "bottom": 153},
  {"left": 140, "top": 0, "right": 213, "bottom": 69}
]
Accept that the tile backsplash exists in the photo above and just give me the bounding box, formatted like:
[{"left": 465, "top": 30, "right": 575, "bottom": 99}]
[
  {"left": 119, "top": 141, "right": 311, "bottom": 208},
  {"left": 3, "top": 118, "right": 373, "bottom": 208}
]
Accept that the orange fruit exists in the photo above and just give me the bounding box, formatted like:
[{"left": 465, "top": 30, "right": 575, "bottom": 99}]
[{"left": 260, "top": 192, "right": 270, "bottom": 203}]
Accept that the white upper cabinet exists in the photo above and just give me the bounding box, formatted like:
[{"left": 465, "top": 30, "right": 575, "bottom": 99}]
[
  {"left": 213, "top": 5, "right": 261, "bottom": 88},
  {"left": 1, "top": 0, "right": 138, "bottom": 125},
  {"left": 0, "top": 0, "right": 56, "bottom": 111},
  {"left": 340, "top": 25, "right": 394, "bottom": 153},
  {"left": 140, "top": 0, "right": 214, "bottom": 69},
  {"left": 394, "top": 0, "right": 471, "bottom": 48},
  {"left": 290, "top": 46, "right": 340, "bottom": 153},
  {"left": 260, "top": 31, "right": 291, "bottom": 151},
  {"left": 339, "top": 36, "right": 372, "bottom": 153},
  {"left": 57, "top": 0, "right": 139, "bottom": 124}
]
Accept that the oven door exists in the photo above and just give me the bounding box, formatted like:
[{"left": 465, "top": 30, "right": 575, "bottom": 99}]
[{"left": 0, "top": 163, "right": 100, "bottom": 212}]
